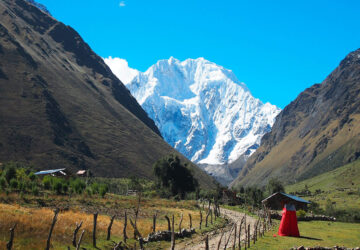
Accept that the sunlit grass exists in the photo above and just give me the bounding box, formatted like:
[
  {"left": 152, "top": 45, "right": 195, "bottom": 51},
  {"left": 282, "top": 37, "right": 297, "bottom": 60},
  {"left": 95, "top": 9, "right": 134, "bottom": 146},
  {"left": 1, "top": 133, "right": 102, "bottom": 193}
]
[
  {"left": 0, "top": 195, "right": 224, "bottom": 249},
  {"left": 248, "top": 220, "right": 360, "bottom": 249}
]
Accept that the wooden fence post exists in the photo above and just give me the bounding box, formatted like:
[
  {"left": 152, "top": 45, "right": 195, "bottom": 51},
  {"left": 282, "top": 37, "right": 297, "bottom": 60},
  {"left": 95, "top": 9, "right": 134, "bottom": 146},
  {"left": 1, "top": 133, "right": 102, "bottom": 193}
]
[
  {"left": 233, "top": 223, "right": 237, "bottom": 250},
  {"left": 179, "top": 213, "right": 183, "bottom": 233},
  {"left": 253, "top": 222, "right": 256, "bottom": 244},
  {"left": 152, "top": 212, "right": 157, "bottom": 233},
  {"left": 247, "top": 224, "right": 250, "bottom": 248},
  {"left": 76, "top": 230, "right": 85, "bottom": 250},
  {"left": 189, "top": 214, "right": 192, "bottom": 229},
  {"left": 72, "top": 221, "right": 83, "bottom": 247},
  {"left": 107, "top": 215, "right": 116, "bottom": 240},
  {"left": 238, "top": 221, "right": 242, "bottom": 250},
  {"left": 224, "top": 223, "right": 235, "bottom": 249},
  {"left": 6, "top": 223, "right": 16, "bottom": 250},
  {"left": 123, "top": 210, "right": 128, "bottom": 242},
  {"left": 205, "top": 209, "right": 210, "bottom": 227},
  {"left": 244, "top": 215, "right": 247, "bottom": 250},
  {"left": 216, "top": 230, "right": 225, "bottom": 250},
  {"left": 93, "top": 212, "right": 98, "bottom": 248},
  {"left": 165, "top": 215, "right": 171, "bottom": 231},
  {"left": 205, "top": 234, "right": 209, "bottom": 250},
  {"left": 129, "top": 218, "right": 144, "bottom": 250},
  {"left": 46, "top": 208, "right": 59, "bottom": 250},
  {"left": 171, "top": 215, "right": 175, "bottom": 250}
]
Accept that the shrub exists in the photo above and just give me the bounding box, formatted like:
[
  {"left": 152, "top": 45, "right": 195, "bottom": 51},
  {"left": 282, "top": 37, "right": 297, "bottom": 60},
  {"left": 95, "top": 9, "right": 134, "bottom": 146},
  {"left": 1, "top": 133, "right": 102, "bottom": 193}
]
[
  {"left": 52, "top": 179, "right": 63, "bottom": 194},
  {"left": 99, "top": 184, "right": 108, "bottom": 197},
  {"left": 296, "top": 209, "right": 306, "bottom": 218},
  {"left": 5, "top": 167, "right": 16, "bottom": 183},
  {"left": 70, "top": 179, "right": 86, "bottom": 194},
  {"left": 10, "top": 179, "right": 18, "bottom": 189},
  {"left": 91, "top": 182, "right": 100, "bottom": 194},
  {"left": 0, "top": 177, "right": 7, "bottom": 189},
  {"left": 62, "top": 183, "right": 69, "bottom": 193},
  {"left": 86, "top": 188, "right": 92, "bottom": 196},
  {"left": 28, "top": 172, "right": 36, "bottom": 181},
  {"left": 42, "top": 176, "right": 52, "bottom": 190},
  {"left": 18, "top": 181, "right": 26, "bottom": 191}
]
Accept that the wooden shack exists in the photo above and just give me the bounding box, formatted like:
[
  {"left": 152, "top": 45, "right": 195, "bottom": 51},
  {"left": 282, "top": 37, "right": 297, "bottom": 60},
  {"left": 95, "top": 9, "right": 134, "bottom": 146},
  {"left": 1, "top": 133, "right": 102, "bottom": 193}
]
[{"left": 262, "top": 192, "right": 311, "bottom": 210}]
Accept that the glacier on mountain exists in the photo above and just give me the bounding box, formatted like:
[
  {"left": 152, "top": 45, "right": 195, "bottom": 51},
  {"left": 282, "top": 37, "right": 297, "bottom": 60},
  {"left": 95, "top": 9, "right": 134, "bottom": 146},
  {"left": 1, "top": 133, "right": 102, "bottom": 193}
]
[{"left": 105, "top": 57, "right": 281, "bottom": 184}]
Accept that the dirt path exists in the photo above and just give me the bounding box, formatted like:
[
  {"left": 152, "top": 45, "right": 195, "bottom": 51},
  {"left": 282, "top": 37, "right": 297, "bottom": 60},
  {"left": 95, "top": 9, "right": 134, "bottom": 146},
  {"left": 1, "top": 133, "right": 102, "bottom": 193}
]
[{"left": 176, "top": 208, "right": 258, "bottom": 250}]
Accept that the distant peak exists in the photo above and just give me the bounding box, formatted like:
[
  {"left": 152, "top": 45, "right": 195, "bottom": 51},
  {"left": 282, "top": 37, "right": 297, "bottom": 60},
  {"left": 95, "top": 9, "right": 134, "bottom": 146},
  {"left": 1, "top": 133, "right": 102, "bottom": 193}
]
[{"left": 168, "top": 56, "right": 178, "bottom": 64}]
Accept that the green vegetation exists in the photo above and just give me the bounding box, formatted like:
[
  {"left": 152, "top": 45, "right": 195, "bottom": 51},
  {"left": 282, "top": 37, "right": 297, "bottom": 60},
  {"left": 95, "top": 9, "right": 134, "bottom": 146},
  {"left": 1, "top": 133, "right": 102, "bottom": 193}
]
[
  {"left": 153, "top": 155, "right": 199, "bottom": 199},
  {"left": 232, "top": 179, "right": 285, "bottom": 208},
  {"left": 286, "top": 159, "right": 360, "bottom": 222},
  {"left": 251, "top": 220, "right": 360, "bottom": 249},
  {"left": 0, "top": 162, "right": 109, "bottom": 197}
]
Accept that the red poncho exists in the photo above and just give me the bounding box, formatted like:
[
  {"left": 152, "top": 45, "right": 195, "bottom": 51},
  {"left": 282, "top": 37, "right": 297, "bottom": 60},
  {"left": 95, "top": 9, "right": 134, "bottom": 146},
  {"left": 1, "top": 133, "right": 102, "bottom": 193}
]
[{"left": 278, "top": 204, "right": 300, "bottom": 237}]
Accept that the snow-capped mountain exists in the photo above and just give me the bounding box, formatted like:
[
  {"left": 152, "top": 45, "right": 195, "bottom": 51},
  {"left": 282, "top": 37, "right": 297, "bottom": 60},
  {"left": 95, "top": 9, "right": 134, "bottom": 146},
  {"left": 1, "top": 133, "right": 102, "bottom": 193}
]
[{"left": 105, "top": 57, "right": 281, "bottom": 184}]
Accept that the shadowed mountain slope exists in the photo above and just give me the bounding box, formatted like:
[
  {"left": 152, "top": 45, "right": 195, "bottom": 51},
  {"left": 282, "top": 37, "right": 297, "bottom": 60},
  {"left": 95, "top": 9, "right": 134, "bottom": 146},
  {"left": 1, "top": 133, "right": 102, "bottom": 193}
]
[
  {"left": 231, "top": 48, "right": 360, "bottom": 188},
  {"left": 0, "top": 0, "right": 216, "bottom": 188}
]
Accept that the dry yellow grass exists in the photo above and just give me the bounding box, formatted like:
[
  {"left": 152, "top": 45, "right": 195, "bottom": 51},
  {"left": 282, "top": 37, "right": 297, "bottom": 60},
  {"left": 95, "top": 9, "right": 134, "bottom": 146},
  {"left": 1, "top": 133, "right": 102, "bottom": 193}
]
[{"left": 0, "top": 198, "right": 205, "bottom": 249}]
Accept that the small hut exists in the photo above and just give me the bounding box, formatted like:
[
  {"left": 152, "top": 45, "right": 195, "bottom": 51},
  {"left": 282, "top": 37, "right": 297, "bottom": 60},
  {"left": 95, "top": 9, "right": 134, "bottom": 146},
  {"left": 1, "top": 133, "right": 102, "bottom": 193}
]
[
  {"left": 262, "top": 192, "right": 310, "bottom": 237},
  {"left": 262, "top": 192, "right": 310, "bottom": 210}
]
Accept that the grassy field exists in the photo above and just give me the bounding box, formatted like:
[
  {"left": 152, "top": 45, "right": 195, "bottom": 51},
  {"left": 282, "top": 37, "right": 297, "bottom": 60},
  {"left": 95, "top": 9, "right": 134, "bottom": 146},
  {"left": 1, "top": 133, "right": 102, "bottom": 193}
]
[
  {"left": 0, "top": 193, "right": 225, "bottom": 249},
  {"left": 286, "top": 159, "right": 360, "bottom": 210},
  {"left": 250, "top": 220, "right": 360, "bottom": 249}
]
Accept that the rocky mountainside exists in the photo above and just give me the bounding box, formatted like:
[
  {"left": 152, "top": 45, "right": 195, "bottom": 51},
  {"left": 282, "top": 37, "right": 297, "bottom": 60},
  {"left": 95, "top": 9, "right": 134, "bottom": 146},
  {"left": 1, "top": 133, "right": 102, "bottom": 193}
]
[
  {"left": 105, "top": 57, "right": 280, "bottom": 184},
  {"left": 0, "top": 0, "right": 215, "bottom": 188},
  {"left": 231, "top": 48, "right": 360, "bottom": 188}
]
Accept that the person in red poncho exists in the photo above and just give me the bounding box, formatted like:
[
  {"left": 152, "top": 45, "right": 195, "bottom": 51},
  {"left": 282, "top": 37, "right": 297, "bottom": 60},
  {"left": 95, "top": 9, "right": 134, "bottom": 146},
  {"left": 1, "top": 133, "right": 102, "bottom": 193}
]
[{"left": 278, "top": 202, "right": 300, "bottom": 237}]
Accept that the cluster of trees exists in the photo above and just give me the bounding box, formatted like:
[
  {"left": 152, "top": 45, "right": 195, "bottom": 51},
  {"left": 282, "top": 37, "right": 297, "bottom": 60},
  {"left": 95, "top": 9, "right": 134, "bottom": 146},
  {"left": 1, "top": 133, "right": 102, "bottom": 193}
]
[
  {"left": 153, "top": 155, "right": 199, "bottom": 199},
  {"left": 235, "top": 178, "right": 285, "bottom": 208},
  {"left": 0, "top": 163, "right": 39, "bottom": 195},
  {"left": 0, "top": 162, "right": 109, "bottom": 197}
]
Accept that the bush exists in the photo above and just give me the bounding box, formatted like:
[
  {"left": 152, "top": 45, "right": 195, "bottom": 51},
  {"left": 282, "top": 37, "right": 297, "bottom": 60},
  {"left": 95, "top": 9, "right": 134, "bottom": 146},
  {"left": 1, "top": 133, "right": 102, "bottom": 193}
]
[
  {"left": 28, "top": 172, "right": 36, "bottom": 181},
  {"left": 5, "top": 167, "right": 16, "bottom": 183},
  {"left": 42, "top": 176, "right": 52, "bottom": 190},
  {"left": 296, "top": 209, "right": 306, "bottom": 218},
  {"left": 53, "top": 181, "right": 63, "bottom": 194},
  {"left": 18, "top": 181, "right": 25, "bottom": 191},
  {"left": 10, "top": 179, "right": 18, "bottom": 189},
  {"left": 70, "top": 179, "right": 86, "bottom": 194},
  {"left": 0, "top": 177, "right": 7, "bottom": 189},
  {"left": 62, "top": 183, "right": 69, "bottom": 193},
  {"left": 91, "top": 182, "right": 100, "bottom": 194},
  {"left": 99, "top": 184, "right": 108, "bottom": 197}
]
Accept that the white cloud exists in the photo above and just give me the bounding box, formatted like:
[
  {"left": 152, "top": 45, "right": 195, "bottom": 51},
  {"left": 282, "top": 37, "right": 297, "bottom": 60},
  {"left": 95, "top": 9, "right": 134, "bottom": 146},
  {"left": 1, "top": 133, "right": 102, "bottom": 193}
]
[
  {"left": 119, "top": 1, "right": 126, "bottom": 7},
  {"left": 104, "top": 57, "right": 139, "bottom": 84}
]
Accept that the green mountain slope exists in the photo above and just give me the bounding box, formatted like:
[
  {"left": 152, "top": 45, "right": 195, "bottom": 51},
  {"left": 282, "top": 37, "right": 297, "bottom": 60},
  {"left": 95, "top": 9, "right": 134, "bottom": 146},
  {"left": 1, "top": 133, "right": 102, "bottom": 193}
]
[
  {"left": 231, "top": 48, "right": 360, "bottom": 188},
  {"left": 286, "top": 159, "right": 360, "bottom": 210},
  {"left": 0, "top": 0, "right": 216, "bottom": 189}
]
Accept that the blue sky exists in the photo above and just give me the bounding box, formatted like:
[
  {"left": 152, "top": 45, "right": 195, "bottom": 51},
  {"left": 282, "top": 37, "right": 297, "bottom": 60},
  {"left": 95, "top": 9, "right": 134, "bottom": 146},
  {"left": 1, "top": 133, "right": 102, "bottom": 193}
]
[{"left": 36, "top": 0, "right": 360, "bottom": 108}]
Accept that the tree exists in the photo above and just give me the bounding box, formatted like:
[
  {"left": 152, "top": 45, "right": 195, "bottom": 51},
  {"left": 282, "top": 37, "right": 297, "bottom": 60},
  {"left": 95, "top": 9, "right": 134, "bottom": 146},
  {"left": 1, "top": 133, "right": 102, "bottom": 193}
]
[
  {"left": 153, "top": 155, "right": 199, "bottom": 199},
  {"left": 266, "top": 178, "right": 284, "bottom": 195}
]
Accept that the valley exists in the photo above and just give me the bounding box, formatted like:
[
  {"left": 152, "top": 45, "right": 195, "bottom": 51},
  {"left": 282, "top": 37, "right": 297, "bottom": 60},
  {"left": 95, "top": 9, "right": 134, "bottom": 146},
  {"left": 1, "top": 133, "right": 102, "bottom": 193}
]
[{"left": 0, "top": 0, "right": 359, "bottom": 249}]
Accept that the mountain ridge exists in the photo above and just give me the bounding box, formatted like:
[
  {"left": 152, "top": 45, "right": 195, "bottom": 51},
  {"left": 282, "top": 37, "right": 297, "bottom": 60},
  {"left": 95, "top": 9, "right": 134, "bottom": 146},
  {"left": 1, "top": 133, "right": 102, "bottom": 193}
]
[
  {"left": 0, "top": 0, "right": 216, "bottom": 189},
  {"left": 231, "top": 48, "right": 360, "bottom": 188}
]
